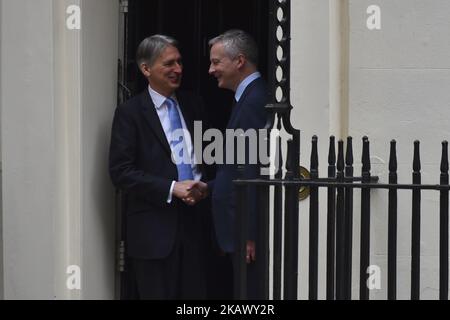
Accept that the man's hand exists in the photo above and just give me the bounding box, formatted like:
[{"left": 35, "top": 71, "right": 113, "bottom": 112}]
[
  {"left": 191, "top": 181, "right": 209, "bottom": 197},
  {"left": 183, "top": 181, "right": 209, "bottom": 205},
  {"left": 173, "top": 180, "right": 208, "bottom": 206},
  {"left": 246, "top": 240, "right": 256, "bottom": 264}
]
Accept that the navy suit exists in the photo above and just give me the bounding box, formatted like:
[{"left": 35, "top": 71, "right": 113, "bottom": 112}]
[
  {"left": 109, "top": 89, "right": 208, "bottom": 299},
  {"left": 210, "top": 77, "right": 268, "bottom": 253}
]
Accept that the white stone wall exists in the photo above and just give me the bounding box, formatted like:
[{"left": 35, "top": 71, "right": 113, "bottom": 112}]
[
  {"left": 291, "top": 0, "right": 331, "bottom": 300},
  {"left": 1, "top": 0, "right": 57, "bottom": 299},
  {"left": 0, "top": 0, "right": 4, "bottom": 299},
  {"left": 0, "top": 0, "right": 118, "bottom": 299},
  {"left": 290, "top": 0, "right": 450, "bottom": 300},
  {"left": 348, "top": 0, "right": 450, "bottom": 300},
  {"left": 79, "top": 0, "right": 118, "bottom": 300}
]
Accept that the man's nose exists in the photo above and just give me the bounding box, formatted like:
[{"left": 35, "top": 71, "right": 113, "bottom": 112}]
[
  {"left": 174, "top": 62, "right": 182, "bottom": 74},
  {"left": 208, "top": 64, "right": 215, "bottom": 75}
]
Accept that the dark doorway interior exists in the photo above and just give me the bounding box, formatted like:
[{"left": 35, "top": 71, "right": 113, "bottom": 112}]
[
  {"left": 125, "top": 0, "right": 269, "bottom": 131},
  {"left": 119, "top": 0, "right": 270, "bottom": 300}
]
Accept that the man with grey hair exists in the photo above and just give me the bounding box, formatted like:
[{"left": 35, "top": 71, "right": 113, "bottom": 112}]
[
  {"left": 193, "top": 29, "right": 269, "bottom": 299},
  {"left": 109, "top": 34, "right": 208, "bottom": 299}
]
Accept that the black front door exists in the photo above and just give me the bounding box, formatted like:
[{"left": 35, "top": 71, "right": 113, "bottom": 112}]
[
  {"left": 124, "top": 0, "right": 269, "bottom": 131},
  {"left": 118, "top": 0, "right": 270, "bottom": 299}
]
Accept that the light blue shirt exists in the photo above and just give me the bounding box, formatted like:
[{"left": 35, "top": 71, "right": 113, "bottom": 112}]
[
  {"left": 234, "top": 72, "right": 261, "bottom": 102},
  {"left": 147, "top": 85, "right": 201, "bottom": 203}
]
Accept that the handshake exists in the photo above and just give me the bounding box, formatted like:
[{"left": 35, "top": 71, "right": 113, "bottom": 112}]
[{"left": 173, "top": 180, "right": 209, "bottom": 206}]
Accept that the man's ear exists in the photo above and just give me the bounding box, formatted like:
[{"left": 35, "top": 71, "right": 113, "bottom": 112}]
[
  {"left": 236, "top": 54, "right": 246, "bottom": 69},
  {"left": 139, "top": 63, "right": 151, "bottom": 78}
]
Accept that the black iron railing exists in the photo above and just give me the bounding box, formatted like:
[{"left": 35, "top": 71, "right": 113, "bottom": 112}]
[
  {"left": 232, "top": 0, "right": 450, "bottom": 301},
  {"left": 233, "top": 136, "right": 450, "bottom": 300}
]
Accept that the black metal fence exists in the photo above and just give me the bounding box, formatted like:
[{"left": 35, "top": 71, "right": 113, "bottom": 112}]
[
  {"left": 231, "top": 0, "right": 449, "bottom": 301},
  {"left": 233, "top": 131, "right": 450, "bottom": 300}
]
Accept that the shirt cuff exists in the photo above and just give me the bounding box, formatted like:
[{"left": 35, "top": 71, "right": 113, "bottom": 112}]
[{"left": 167, "top": 181, "right": 176, "bottom": 203}]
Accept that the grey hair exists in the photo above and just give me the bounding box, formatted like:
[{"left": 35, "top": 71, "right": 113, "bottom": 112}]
[
  {"left": 136, "top": 34, "right": 179, "bottom": 67},
  {"left": 209, "top": 29, "right": 258, "bottom": 66}
]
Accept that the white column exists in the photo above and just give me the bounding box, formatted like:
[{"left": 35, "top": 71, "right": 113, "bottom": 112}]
[
  {"left": 0, "top": 0, "right": 118, "bottom": 299},
  {"left": 79, "top": 0, "right": 118, "bottom": 299},
  {"left": 0, "top": 0, "right": 4, "bottom": 300},
  {"left": 53, "top": 0, "right": 83, "bottom": 300},
  {"left": 329, "top": 0, "right": 349, "bottom": 140},
  {"left": 1, "top": 0, "right": 57, "bottom": 299},
  {"left": 291, "top": 0, "right": 331, "bottom": 300}
]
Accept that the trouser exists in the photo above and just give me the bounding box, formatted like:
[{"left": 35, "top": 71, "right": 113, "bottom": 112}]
[
  {"left": 231, "top": 252, "right": 258, "bottom": 300},
  {"left": 130, "top": 207, "right": 206, "bottom": 300}
]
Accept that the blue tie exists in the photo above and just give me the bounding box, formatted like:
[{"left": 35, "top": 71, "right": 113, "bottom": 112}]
[{"left": 166, "top": 98, "right": 194, "bottom": 181}]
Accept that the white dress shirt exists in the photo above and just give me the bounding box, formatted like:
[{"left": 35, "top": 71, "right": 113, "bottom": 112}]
[
  {"left": 147, "top": 85, "right": 202, "bottom": 203},
  {"left": 234, "top": 72, "right": 261, "bottom": 102}
]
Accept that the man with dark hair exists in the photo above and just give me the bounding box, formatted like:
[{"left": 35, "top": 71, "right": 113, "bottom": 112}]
[{"left": 109, "top": 34, "right": 208, "bottom": 299}]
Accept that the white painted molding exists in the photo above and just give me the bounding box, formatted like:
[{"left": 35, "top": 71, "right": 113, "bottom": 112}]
[{"left": 329, "top": 0, "right": 349, "bottom": 140}]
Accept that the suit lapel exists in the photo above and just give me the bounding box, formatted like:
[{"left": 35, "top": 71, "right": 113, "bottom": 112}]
[
  {"left": 139, "top": 91, "right": 172, "bottom": 156},
  {"left": 227, "top": 78, "right": 260, "bottom": 129},
  {"left": 227, "top": 99, "right": 240, "bottom": 129}
]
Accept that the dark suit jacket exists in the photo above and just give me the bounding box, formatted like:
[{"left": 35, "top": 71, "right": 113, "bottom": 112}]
[
  {"left": 109, "top": 89, "right": 207, "bottom": 260},
  {"left": 210, "top": 77, "right": 268, "bottom": 253}
]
